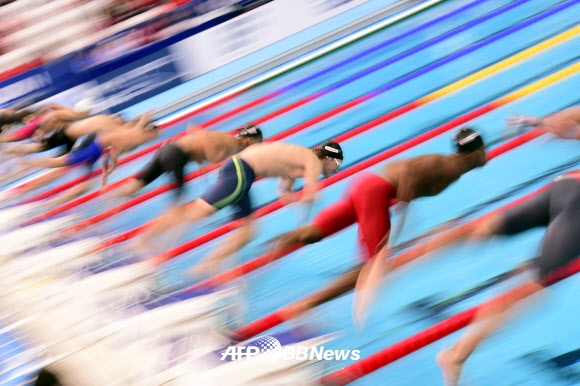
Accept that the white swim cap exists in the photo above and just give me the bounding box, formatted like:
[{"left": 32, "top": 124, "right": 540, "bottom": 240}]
[{"left": 74, "top": 98, "right": 95, "bottom": 114}]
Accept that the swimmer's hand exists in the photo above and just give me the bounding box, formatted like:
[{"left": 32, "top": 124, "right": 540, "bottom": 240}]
[
  {"left": 505, "top": 112, "right": 541, "bottom": 127},
  {"left": 276, "top": 177, "right": 296, "bottom": 202},
  {"left": 301, "top": 189, "right": 316, "bottom": 204},
  {"left": 277, "top": 189, "right": 295, "bottom": 203},
  {"left": 101, "top": 173, "right": 109, "bottom": 188}
]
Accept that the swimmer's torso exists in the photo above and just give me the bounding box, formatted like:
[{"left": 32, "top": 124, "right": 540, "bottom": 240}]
[
  {"left": 239, "top": 142, "right": 321, "bottom": 179},
  {"left": 383, "top": 154, "right": 464, "bottom": 202}
]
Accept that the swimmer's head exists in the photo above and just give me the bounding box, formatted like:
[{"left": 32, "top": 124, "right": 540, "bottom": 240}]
[
  {"left": 315, "top": 140, "right": 344, "bottom": 178},
  {"left": 237, "top": 123, "right": 263, "bottom": 146},
  {"left": 74, "top": 98, "right": 95, "bottom": 114},
  {"left": 453, "top": 127, "right": 486, "bottom": 167}
]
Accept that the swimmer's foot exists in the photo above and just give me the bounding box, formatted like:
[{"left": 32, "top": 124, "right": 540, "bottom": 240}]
[{"left": 436, "top": 347, "right": 464, "bottom": 386}]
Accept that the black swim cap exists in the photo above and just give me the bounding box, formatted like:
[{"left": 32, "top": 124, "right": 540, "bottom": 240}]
[
  {"left": 238, "top": 123, "right": 263, "bottom": 138},
  {"left": 454, "top": 127, "right": 484, "bottom": 153},
  {"left": 319, "top": 140, "right": 344, "bottom": 160}
]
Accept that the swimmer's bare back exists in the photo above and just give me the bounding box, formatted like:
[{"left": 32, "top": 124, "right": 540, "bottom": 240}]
[
  {"left": 239, "top": 142, "right": 322, "bottom": 179},
  {"left": 382, "top": 154, "right": 466, "bottom": 202},
  {"left": 38, "top": 108, "right": 89, "bottom": 132},
  {"left": 176, "top": 131, "right": 240, "bottom": 164},
  {"left": 66, "top": 115, "right": 126, "bottom": 138},
  {"left": 99, "top": 125, "right": 153, "bottom": 151}
]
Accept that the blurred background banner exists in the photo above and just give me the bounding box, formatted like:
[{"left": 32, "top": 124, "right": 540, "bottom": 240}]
[
  {"left": 0, "top": 0, "right": 366, "bottom": 112},
  {"left": 93, "top": 47, "right": 182, "bottom": 112},
  {"left": 170, "top": 0, "right": 367, "bottom": 80},
  {"left": 0, "top": 66, "right": 52, "bottom": 108}
]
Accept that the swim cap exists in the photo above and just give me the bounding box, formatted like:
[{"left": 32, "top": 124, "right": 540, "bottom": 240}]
[
  {"left": 74, "top": 98, "right": 95, "bottom": 114},
  {"left": 319, "top": 140, "right": 344, "bottom": 160},
  {"left": 453, "top": 127, "right": 484, "bottom": 153},
  {"left": 238, "top": 123, "right": 263, "bottom": 138}
]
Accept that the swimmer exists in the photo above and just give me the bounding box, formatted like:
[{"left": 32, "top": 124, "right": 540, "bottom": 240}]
[
  {"left": 131, "top": 140, "right": 344, "bottom": 274},
  {"left": 0, "top": 107, "right": 36, "bottom": 132},
  {"left": 118, "top": 123, "right": 263, "bottom": 198},
  {"left": 0, "top": 99, "right": 93, "bottom": 144},
  {"left": 6, "top": 113, "right": 130, "bottom": 157},
  {"left": 273, "top": 128, "right": 486, "bottom": 327},
  {"left": 20, "top": 113, "right": 158, "bottom": 206},
  {"left": 434, "top": 172, "right": 580, "bottom": 385}
]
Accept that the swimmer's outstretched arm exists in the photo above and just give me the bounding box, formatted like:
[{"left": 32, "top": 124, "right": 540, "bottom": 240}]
[
  {"left": 52, "top": 108, "right": 90, "bottom": 122},
  {"left": 556, "top": 122, "right": 580, "bottom": 139},
  {"left": 507, "top": 107, "right": 580, "bottom": 139},
  {"left": 35, "top": 104, "right": 61, "bottom": 115},
  {"left": 302, "top": 156, "right": 323, "bottom": 203},
  {"left": 506, "top": 113, "right": 543, "bottom": 128},
  {"left": 42, "top": 103, "right": 68, "bottom": 111}
]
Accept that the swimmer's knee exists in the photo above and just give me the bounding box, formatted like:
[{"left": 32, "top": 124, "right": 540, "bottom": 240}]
[
  {"left": 283, "top": 225, "right": 323, "bottom": 245},
  {"left": 184, "top": 199, "right": 217, "bottom": 220},
  {"left": 302, "top": 225, "right": 324, "bottom": 244},
  {"left": 124, "top": 179, "right": 145, "bottom": 196}
]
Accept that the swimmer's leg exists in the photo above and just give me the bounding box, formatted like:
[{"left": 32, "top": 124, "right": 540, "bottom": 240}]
[
  {"left": 189, "top": 217, "right": 255, "bottom": 278},
  {"left": 436, "top": 279, "right": 544, "bottom": 386},
  {"left": 131, "top": 198, "right": 217, "bottom": 253},
  {"left": 275, "top": 225, "right": 324, "bottom": 248},
  {"left": 285, "top": 266, "right": 362, "bottom": 319},
  {"left": 15, "top": 167, "right": 68, "bottom": 195},
  {"left": 116, "top": 178, "right": 146, "bottom": 197}
]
